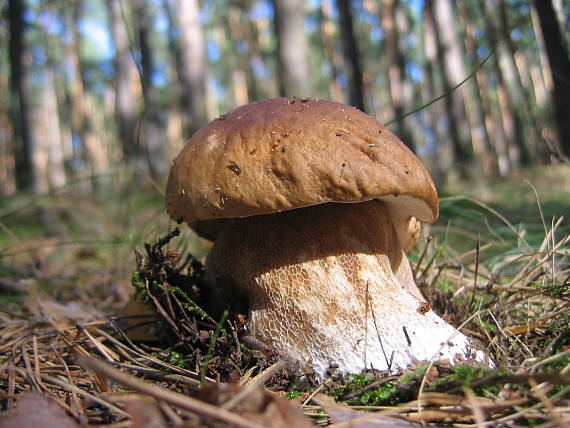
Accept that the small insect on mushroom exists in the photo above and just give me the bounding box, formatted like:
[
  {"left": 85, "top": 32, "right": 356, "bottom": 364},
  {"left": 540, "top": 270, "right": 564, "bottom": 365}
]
[
  {"left": 227, "top": 160, "right": 241, "bottom": 175},
  {"left": 417, "top": 301, "right": 431, "bottom": 315}
]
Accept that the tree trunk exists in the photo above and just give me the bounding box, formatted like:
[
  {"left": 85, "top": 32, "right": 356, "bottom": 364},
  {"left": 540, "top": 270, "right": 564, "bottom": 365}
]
[
  {"left": 162, "top": 0, "right": 185, "bottom": 157},
  {"left": 425, "top": 0, "right": 472, "bottom": 169},
  {"left": 8, "top": 0, "right": 35, "bottom": 192},
  {"left": 437, "top": 0, "right": 486, "bottom": 169},
  {"left": 174, "top": 0, "right": 209, "bottom": 136},
  {"left": 496, "top": 0, "right": 535, "bottom": 165},
  {"left": 107, "top": 0, "right": 142, "bottom": 166},
  {"left": 39, "top": 4, "right": 68, "bottom": 190},
  {"left": 319, "top": 0, "right": 344, "bottom": 103},
  {"left": 272, "top": 0, "right": 313, "bottom": 97},
  {"left": 42, "top": 67, "right": 67, "bottom": 190},
  {"left": 456, "top": 0, "right": 497, "bottom": 176},
  {"left": 67, "top": 0, "right": 108, "bottom": 189},
  {"left": 480, "top": 0, "right": 528, "bottom": 173},
  {"left": 133, "top": 0, "right": 167, "bottom": 178},
  {"left": 377, "top": 0, "right": 413, "bottom": 148},
  {"left": 335, "top": 0, "right": 366, "bottom": 111},
  {"left": 422, "top": 0, "right": 449, "bottom": 183},
  {"left": 226, "top": 24, "right": 251, "bottom": 106},
  {"left": 531, "top": 0, "right": 570, "bottom": 158},
  {"left": 0, "top": 79, "right": 15, "bottom": 195},
  {"left": 227, "top": 4, "right": 261, "bottom": 104}
]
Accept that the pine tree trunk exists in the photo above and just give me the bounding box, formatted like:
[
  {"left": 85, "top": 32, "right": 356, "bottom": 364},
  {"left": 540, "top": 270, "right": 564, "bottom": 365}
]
[
  {"left": 134, "top": 0, "right": 167, "bottom": 178},
  {"left": 480, "top": 0, "right": 527, "bottom": 173},
  {"left": 68, "top": 0, "right": 108, "bottom": 189},
  {"left": 374, "top": 0, "right": 416, "bottom": 149},
  {"left": 8, "top": 0, "right": 35, "bottom": 191},
  {"left": 426, "top": 0, "right": 472, "bottom": 169},
  {"left": 241, "top": 7, "right": 274, "bottom": 98},
  {"left": 162, "top": 0, "right": 185, "bottom": 157},
  {"left": 496, "top": 0, "right": 535, "bottom": 165},
  {"left": 336, "top": 0, "right": 366, "bottom": 111},
  {"left": 238, "top": 14, "right": 265, "bottom": 101},
  {"left": 422, "top": 0, "right": 449, "bottom": 182},
  {"left": 438, "top": 0, "right": 489, "bottom": 170},
  {"left": 41, "top": 3, "right": 71, "bottom": 190},
  {"left": 531, "top": 0, "right": 570, "bottom": 158},
  {"left": 107, "top": 0, "right": 142, "bottom": 166},
  {"left": 174, "top": 0, "right": 209, "bottom": 136},
  {"left": 0, "top": 78, "right": 15, "bottom": 195},
  {"left": 224, "top": 5, "right": 257, "bottom": 105},
  {"left": 42, "top": 66, "right": 67, "bottom": 190},
  {"left": 320, "top": 0, "right": 344, "bottom": 103},
  {"left": 272, "top": 0, "right": 313, "bottom": 97},
  {"left": 456, "top": 1, "right": 497, "bottom": 176}
]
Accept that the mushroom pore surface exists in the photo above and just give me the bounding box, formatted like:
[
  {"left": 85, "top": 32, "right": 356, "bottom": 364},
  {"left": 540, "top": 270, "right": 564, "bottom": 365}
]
[{"left": 205, "top": 200, "right": 480, "bottom": 377}]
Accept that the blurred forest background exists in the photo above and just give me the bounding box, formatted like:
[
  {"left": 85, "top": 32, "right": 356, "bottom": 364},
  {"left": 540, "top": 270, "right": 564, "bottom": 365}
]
[{"left": 2, "top": 0, "right": 570, "bottom": 198}]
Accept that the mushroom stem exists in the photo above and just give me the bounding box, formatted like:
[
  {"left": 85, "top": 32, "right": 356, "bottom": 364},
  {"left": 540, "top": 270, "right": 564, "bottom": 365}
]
[{"left": 206, "top": 200, "right": 482, "bottom": 377}]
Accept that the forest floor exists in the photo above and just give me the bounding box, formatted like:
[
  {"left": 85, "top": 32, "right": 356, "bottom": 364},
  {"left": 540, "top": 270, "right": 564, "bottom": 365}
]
[{"left": 0, "top": 164, "right": 569, "bottom": 427}]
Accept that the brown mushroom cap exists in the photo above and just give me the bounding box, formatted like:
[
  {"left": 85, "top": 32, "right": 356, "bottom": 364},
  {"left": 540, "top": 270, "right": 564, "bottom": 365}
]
[{"left": 166, "top": 97, "right": 438, "bottom": 238}]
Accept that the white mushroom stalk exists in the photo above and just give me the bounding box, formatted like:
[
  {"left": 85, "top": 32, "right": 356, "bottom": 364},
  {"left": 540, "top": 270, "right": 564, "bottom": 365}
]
[{"left": 206, "top": 201, "right": 484, "bottom": 378}]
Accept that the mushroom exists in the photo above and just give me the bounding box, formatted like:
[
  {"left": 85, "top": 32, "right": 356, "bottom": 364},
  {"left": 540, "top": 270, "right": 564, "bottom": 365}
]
[{"left": 166, "top": 97, "right": 485, "bottom": 378}]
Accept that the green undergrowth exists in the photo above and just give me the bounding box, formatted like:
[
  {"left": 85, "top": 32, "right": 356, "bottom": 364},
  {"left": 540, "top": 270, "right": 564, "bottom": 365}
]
[
  {"left": 283, "top": 390, "right": 303, "bottom": 400},
  {"left": 326, "top": 363, "right": 509, "bottom": 407},
  {"left": 150, "top": 350, "right": 188, "bottom": 369},
  {"left": 131, "top": 270, "right": 211, "bottom": 321}
]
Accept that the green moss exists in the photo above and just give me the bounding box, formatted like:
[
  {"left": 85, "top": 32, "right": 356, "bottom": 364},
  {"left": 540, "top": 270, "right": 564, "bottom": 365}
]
[
  {"left": 152, "top": 281, "right": 211, "bottom": 321},
  {"left": 359, "top": 383, "right": 402, "bottom": 406},
  {"left": 283, "top": 391, "right": 302, "bottom": 400},
  {"left": 437, "top": 275, "right": 453, "bottom": 293},
  {"left": 542, "top": 352, "right": 570, "bottom": 373},
  {"left": 346, "top": 373, "right": 371, "bottom": 388},
  {"left": 399, "top": 363, "right": 430, "bottom": 384},
  {"left": 330, "top": 374, "right": 372, "bottom": 402},
  {"left": 131, "top": 271, "right": 147, "bottom": 297},
  {"left": 335, "top": 366, "right": 432, "bottom": 406},
  {"left": 430, "top": 365, "right": 507, "bottom": 397},
  {"left": 341, "top": 365, "right": 512, "bottom": 406},
  {"left": 150, "top": 351, "right": 187, "bottom": 369},
  {"left": 167, "top": 351, "right": 186, "bottom": 368},
  {"left": 131, "top": 269, "right": 211, "bottom": 322},
  {"left": 477, "top": 319, "right": 496, "bottom": 333}
]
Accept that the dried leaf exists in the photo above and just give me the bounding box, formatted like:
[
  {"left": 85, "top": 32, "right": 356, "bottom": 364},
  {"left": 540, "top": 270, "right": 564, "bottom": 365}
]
[
  {"left": 313, "top": 393, "right": 423, "bottom": 427},
  {"left": 202, "top": 383, "right": 313, "bottom": 428},
  {"left": 124, "top": 397, "right": 166, "bottom": 428},
  {"left": 0, "top": 392, "right": 79, "bottom": 428}
]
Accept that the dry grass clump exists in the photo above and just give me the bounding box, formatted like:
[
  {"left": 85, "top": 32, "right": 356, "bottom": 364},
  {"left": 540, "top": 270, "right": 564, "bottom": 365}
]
[{"left": 1, "top": 187, "right": 569, "bottom": 426}]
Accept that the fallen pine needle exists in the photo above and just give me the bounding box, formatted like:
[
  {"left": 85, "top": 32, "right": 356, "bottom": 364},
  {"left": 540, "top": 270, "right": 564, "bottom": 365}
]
[{"left": 77, "top": 355, "right": 267, "bottom": 428}]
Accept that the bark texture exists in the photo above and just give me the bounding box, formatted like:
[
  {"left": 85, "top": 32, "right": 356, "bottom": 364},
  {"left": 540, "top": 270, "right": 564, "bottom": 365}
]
[
  {"left": 108, "top": 0, "right": 142, "bottom": 165},
  {"left": 532, "top": 0, "right": 570, "bottom": 158},
  {"left": 134, "top": 0, "right": 167, "bottom": 177},
  {"left": 336, "top": 0, "right": 366, "bottom": 111},
  {"left": 272, "top": 0, "right": 314, "bottom": 97},
  {"left": 8, "top": 0, "right": 35, "bottom": 191},
  {"left": 175, "top": 0, "right": 209, "bottom": 136}
]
